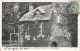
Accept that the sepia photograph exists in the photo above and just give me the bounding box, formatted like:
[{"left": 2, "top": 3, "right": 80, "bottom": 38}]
[{"left": 2, "top": 2, "right": 78, "bottom": 47}]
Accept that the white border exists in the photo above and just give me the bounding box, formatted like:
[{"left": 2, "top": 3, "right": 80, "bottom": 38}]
[
  {"left": 2, "top": 0, "right": 69, "bottom": 2},
  {"left": 1, "top": 0, "right": 80, "bottom": 51}
]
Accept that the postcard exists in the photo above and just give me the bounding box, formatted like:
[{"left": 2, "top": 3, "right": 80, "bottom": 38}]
[{"left": 1, "top": 0, "right": 80, "bottom": 51}]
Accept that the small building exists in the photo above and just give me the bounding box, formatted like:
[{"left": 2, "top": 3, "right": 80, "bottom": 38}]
[{"left": 17, "top": 3, "right": 71, "bottom": 47}]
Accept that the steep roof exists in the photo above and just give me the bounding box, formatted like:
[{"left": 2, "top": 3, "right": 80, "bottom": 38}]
[{"left": 19, "top": 4, "right": 54, "bottom": 22}]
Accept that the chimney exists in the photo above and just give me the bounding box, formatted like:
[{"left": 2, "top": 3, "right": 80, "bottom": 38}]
[{"left": 29, "top": 4, "right": 34, "bottom": 11}]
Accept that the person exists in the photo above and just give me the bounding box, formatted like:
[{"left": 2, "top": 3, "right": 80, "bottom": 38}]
[{"left": 51, "top": 41, "right": 57, "bottom": 47}]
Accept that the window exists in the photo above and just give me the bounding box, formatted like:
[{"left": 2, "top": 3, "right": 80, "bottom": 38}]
[
  {"left": 57, "top": 15, "right": 62, "bottom": 23},
  {"left": 35, "top": 10, "right": 41, "bottom": 17}
]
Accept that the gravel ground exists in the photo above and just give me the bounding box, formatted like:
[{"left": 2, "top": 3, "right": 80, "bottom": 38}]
[{"left": 2, "top": 37, "right": 71, "bottom": 47}]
